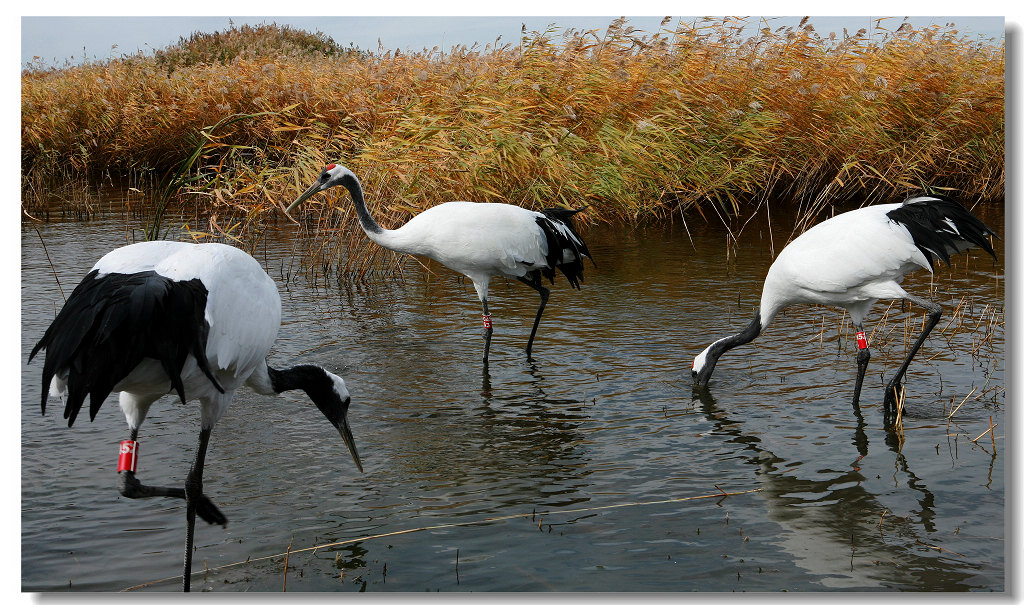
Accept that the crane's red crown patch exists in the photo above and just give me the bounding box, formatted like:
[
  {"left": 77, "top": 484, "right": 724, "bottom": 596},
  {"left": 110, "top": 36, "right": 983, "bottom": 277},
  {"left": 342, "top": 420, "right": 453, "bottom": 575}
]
[{"left": 325, "top": 163, "right": 337, "bottom": 171}]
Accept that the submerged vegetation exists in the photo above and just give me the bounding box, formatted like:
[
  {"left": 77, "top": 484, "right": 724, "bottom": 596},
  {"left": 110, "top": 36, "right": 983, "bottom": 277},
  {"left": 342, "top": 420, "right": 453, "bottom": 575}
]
[{"left": 22, "top": 17, "right": 1004, "bottom": 246}]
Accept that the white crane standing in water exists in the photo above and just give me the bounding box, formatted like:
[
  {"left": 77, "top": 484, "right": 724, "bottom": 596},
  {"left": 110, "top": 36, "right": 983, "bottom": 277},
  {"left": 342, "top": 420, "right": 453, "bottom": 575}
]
[
  {"left": 691, "top": 194, "right": 997, "bottom": 424},
  {"left": 29, "top": 241, "right": 363, "bottom": 591},
  {"left": 286, "top": 163, "right": 593, "bottom": 364}
]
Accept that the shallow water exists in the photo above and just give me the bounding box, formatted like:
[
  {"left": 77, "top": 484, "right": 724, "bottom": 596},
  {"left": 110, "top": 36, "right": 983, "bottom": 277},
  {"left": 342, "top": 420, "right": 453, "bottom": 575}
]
[{"left": 21, "top": 204, "right": 1004, "bottom": 592}]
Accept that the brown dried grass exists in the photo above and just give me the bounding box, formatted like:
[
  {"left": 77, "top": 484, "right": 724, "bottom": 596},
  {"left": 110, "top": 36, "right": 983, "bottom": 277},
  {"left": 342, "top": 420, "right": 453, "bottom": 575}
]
[{"left": 22, "top": 18, "right": 1004, "bottom": 249}]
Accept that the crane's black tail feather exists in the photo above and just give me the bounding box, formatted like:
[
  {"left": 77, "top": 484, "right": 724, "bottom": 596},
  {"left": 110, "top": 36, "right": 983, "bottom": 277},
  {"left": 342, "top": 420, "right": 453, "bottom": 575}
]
[
  {"left": 886, "top": 194, "right": 997, "bottom": 269},
  {"left": 29, "top": 270, "right": 223, "bottom": 427},
  {"left": 536, "top": 207, "right": 593, "bottom": 289}
]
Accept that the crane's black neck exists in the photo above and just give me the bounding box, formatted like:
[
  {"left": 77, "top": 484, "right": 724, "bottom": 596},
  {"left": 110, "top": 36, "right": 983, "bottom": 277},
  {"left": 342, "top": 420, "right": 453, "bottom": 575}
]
[
  {"left": 267, "top": 364, "right": 336, "bottom": 400},
  {"left": 339, "top": 174, "right": 384, "bottom": 235},
  {"left": 715, "top": 311, "right": 763, "bottom": 357},
  {"left": 695, "top": 310, "right": 762, "bottom": 388}
]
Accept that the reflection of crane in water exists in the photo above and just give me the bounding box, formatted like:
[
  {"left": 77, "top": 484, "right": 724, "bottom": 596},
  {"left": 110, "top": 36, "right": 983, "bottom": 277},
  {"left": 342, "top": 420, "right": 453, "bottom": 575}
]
[
  {"left": 691, "top": 388, "right": 986, "bottom": 589},
  {"left": 692, "top": 195, "right": 997, "bottom": 424},
  {"left": 368, "top": 356, "right": 594, "bottom": 512}
]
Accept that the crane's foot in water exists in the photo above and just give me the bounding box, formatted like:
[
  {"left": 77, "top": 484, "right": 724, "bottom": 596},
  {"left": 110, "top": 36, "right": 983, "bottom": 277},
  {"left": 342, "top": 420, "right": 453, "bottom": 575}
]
[{"left": 118, "top": 471, "right": 227, "bottom": 526}]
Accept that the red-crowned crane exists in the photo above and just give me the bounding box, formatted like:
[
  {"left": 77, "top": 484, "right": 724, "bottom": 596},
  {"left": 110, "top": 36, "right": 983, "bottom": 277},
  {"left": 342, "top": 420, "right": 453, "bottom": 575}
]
[
  {"left": 28, "top": 240, "right": 363, "bottom": 591},
  {"left": 285, "top": 163, "right": 592, "bottom": 364},
  {"left": 691, "top": 194, "right": 997, "bottom": 424}
]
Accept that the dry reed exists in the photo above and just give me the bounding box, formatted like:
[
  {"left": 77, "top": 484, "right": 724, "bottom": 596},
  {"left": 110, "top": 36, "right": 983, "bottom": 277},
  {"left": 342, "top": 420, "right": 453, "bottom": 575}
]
[{"left": 22, "top": 17, "right": 1004, "bottom": 252}]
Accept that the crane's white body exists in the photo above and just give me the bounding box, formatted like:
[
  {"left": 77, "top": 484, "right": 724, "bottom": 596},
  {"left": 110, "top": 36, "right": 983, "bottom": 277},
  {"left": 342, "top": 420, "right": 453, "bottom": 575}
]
[
  {"left": 759, "top": 203, "right": 930, "bottom": 328},
  {"left": 48, "top": 241, "right": 285, "bottom": 430},
  {"left": 366, "top": 201, "right": 576, "bottom": 300}
]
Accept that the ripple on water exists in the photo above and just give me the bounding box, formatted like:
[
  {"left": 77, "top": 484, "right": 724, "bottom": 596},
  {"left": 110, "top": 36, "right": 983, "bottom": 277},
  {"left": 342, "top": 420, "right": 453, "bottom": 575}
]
[{"left": 22, "top": 209, "right": 1004, "bottom": 591}]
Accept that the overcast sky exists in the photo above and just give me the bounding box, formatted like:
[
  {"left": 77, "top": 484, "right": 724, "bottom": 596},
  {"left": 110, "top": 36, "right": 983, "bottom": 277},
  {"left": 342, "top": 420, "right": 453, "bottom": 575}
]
[{"left": 21, "top": 14, "right": 1006, "bottom": 67}]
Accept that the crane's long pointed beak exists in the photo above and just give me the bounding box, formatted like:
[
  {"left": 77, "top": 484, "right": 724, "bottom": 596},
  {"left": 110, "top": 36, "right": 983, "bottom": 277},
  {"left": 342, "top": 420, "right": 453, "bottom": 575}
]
[
  {"left": 316, "top": 390, "right": 363, "bottom": 472},
  {"left": 337, "top": 417, "right": 363, "bottom": 473},
  {"left": 285, "top": 182, "right": 320, "bottom": 215}
]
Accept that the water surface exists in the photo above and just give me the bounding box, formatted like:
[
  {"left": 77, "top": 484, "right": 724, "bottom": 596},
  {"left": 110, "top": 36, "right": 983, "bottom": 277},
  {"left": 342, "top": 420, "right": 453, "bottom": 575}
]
[{"left": 21, "top": 204, "right": 1004, "bottom": 591}]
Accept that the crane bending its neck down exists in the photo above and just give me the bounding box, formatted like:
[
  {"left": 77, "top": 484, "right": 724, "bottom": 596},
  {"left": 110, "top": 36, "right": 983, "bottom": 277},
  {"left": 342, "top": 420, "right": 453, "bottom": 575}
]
[{"left": 691, "top": 194, "right": 996, "bottom": 424}]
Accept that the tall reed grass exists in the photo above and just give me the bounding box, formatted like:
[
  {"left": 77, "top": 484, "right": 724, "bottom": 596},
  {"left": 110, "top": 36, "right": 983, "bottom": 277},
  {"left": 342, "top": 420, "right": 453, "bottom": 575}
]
[{"left": 22, "top": 18, "right": 1004, "bottom": 240}]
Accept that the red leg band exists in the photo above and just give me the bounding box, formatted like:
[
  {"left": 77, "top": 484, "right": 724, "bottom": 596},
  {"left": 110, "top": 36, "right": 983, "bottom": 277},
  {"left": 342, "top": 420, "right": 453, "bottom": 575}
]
[
  {"left": 855, "top": 331, "right": 868, "bottom": 350},
  {"left": 118, "top": 440, "right": 139, "bottom": 473},
  {"left": 482, "top": 314, "right": 492, "bottom": 330}
]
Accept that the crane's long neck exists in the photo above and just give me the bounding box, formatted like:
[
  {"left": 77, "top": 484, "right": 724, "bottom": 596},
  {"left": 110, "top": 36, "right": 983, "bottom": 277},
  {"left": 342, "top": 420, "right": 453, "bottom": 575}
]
[
  {"left": 267, "top": 364, "right": 332, "bottom": 394},
  {"left": 247, "top": 363, "right": 343, "bottom": 399},
  {"left": 343, "top": 179, "right": 386, "bottom": 238},
  {"left": 693, "top": 310, "right": 763, "bottom": 388},
  {"left": 340, "top": 178, "right": 423, "bottom": 256}
]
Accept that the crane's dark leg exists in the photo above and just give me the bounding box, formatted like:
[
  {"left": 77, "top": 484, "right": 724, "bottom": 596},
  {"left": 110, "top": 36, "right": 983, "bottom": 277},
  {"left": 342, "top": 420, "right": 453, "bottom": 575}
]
[
  {"left": 851, "top": 323, "right": 871, "bottom": 408},
  {"left": 182, "top": 427, "right": 213, "bottom": 592},
  {"left": 117, "top": 426, "right": 226, "bottom": 526},
  {"left": 517, "top": 273, "right": 550, "bottom": 359},
  {"left": 882, "top": 294, "right": 943, "bottom": 426},
  {"left": 481, "top": 299, "right": 493, "bottom": 364}
]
